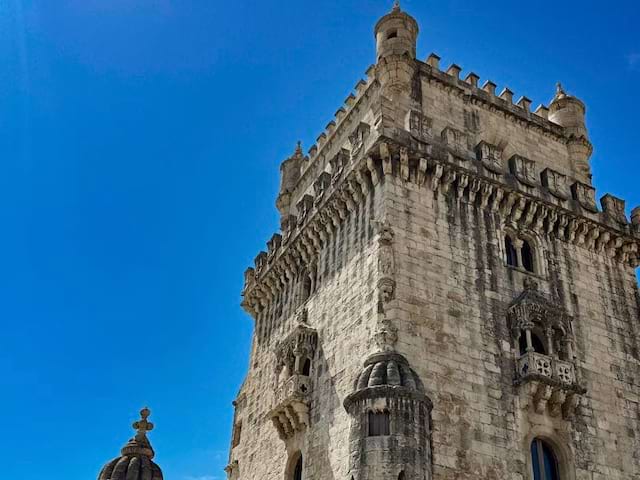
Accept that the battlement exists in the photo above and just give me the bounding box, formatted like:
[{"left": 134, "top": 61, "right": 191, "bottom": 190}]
[{"left": 419, "top": 52, "right": 569, "bottom": 139}]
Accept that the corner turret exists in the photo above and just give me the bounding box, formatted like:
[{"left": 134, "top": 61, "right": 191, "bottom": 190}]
[
  {"left": 549, "top": 83, "right": 593, "bottom": 182},
  {"left": 276, "top": 142, "right": 304, "bottom": 219},
  {"left": 374, "top": 1, "right": 419, "bottom": 62}
]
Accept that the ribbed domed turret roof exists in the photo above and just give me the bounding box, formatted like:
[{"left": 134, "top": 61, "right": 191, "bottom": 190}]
[
  {"left": 98, "top": 408, "right": 163, "bottom": 480},
  {"left": 354, "top": 352, "right": 424, "bottom": 393}
]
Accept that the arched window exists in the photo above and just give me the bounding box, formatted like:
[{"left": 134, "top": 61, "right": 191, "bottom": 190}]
[
  {"left": 301, "top": 358, "right": 311, "bottom": 376},
  {"left": 368, "top": 411, "right": 390, "bottom": 436},
  {"left": 531, "top": 438, "right": 560, "bottom": 480},
  {"left": 519, "top": 331, "right": 547, "bottom": 356},
  {"left": 293, "top": 455, "right": 302, "bottom": 480},
  {"left": 505, "top": 235, "right": 518, "bottom": 267},
  {"left": 522, "top": 239, "right": 535, "bottom": 273}
]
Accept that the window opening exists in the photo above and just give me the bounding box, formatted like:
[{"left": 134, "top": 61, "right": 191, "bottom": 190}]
[
  {"left": 293, "top": 455, "right": 303, "bottom": 480},
  {"left": 387, "top": 29, "right": 398, "bottom": 39},
  {"left": 519, "top": 331, "right": 547, "bottom": 356},
  {"left": 301, "top": 276, "right": 312, "bottom": 303},
  {"left": 368, "top": 411, "right": 390, "bottom": 436},
  {"left": 531, "top": 438, "right": 560, "bottom": 480},
  {"left": 506, "top": 236, "right": 518, "bottom": 267},
  {"left": 301, "top": 358, "right": 311, "bottom": 376},
  {"left": 522, "top": 239, "right": 535, "bottom": 273}
]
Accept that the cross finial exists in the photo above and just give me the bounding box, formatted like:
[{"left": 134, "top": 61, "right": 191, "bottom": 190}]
[{"left": 132, "top": 407, "right": 154, "bottom": 438}]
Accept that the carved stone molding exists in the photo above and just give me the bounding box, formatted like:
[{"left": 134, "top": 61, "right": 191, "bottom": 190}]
[{"left": 541, "top": 168, "right": 570, "bottom": 200}]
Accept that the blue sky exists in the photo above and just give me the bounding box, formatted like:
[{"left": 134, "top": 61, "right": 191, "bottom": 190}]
[{"left": 1, "top": 1, "right": 638, "bottom": 479}]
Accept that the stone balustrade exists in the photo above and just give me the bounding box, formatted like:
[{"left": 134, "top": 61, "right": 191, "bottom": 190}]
[
  {"left": 270, "top": 374, "right": 312, "bottom": 440},
  {"left": 517, "top": 351, "right": 576, "bottom": 385}
]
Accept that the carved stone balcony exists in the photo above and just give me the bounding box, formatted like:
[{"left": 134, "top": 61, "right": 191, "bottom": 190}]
[
  {"left": 516, "top": 352, "right": 584, "bottom": 418},
  {"left": 270, "top": 374, "right": 312, "bottom": 440}
]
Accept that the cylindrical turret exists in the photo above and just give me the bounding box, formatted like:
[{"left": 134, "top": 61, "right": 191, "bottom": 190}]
[
  {"left": 374, "top": 1, "right": 419, "bottom": 62},
  {"left": 548, "top": 83, "right": 587, "bottom": 138},
  {"left": 344, "top": 352, "right": 433, "bottom": 480},
  {"left": 276, "top": 142, "right": 304, "bottom": 217},
  {"left": 549, "top": 83, "right": 593, "bottom": 182}
]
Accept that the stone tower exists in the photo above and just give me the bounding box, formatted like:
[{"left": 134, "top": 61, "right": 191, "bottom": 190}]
[{"left": 229, "top": 4, "right": 640, "bottom": 480}]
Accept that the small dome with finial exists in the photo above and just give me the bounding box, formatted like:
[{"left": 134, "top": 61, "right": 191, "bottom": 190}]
[
  {"left": 374, "top": 1, "right": 419, "bottom": 61},
  {"left": 98, "top": 408, "right": 163, "bottom": 480}
]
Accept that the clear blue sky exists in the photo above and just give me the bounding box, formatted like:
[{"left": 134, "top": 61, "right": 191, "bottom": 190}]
[{"left": 1, "top": 1, "right": 638, "bottom": 479}]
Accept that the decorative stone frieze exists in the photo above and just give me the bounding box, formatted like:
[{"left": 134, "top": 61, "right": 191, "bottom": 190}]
[
  {"left": 349, "top": 122, "right": 371, "bottom": 158},
  {"left": 509, "top": 154, "right": 538, "bottom": 187}
]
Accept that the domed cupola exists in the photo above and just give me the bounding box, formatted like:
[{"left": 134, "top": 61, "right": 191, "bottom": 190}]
[
  {"left": 344, "top": 320, "right": 433, "bottom": 480},
  {"left": 98, "top": 408, "right": 163, "bottom": 480},
  {"left": 351, "top": 351, "right": 425, "bottom": 395}
]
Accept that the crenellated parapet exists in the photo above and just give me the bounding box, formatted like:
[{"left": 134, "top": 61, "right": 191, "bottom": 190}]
[{"left": 418, "top": 54, "right": 594, "bottom": 183}]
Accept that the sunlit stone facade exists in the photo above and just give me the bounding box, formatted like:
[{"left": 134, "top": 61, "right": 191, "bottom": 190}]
[{"left": 228, "top": 4, "right": 640, "bottom": 480}]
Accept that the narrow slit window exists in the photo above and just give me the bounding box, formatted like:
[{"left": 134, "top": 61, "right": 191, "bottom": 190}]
[
  {"left": 522, "top": 240, "right": 535, "bottom": 273},
  {"left": 301, "top": 358, "right": 311, "bottom": 376},
  {"left": 368, "top": 411, "right": 390, "bottom": 436}
]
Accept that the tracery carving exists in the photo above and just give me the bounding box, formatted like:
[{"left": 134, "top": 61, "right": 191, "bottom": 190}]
[
  {"left": 375, "top": 221, "right": 396, "bottom": 304},
  {"left": 508, "top": 280, "right": 585, "bottom": 419}
]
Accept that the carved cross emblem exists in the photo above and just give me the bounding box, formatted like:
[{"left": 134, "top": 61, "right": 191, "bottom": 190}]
[{"left": 133, "top": 407, "right": 154, "bottom": 437}]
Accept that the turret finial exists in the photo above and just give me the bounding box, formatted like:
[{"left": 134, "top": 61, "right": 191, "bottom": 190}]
[
  {"left": 555, "top": 82, "right": 567, "bottom": 99},
  {"left": 392, "top": 0, "right": 401, "bottom": 12},
  {"left": 132, "top": 407, "right": 154, "bottom": 439}
]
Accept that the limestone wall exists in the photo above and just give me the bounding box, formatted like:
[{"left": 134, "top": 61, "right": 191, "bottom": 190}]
[{"left": 383, "top": 173, "right": 640, "bottom": 480}]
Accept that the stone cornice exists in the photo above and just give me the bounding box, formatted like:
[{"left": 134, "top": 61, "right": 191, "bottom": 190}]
[
  {"left": 242, "top": 134, "right": 639, "bottom": 320},
  {"left": 370, "top": 138, "right": 640, "bottom": 267}
]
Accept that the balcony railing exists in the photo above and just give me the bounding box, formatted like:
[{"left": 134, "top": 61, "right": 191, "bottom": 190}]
[
  {"left": 517, "top": 351, "right": 575, "bottom": 386},
  {"left": 270, "top": 374, "right": 312, "bottom": 440},
  {"left": 274, "top": 374, "right": 312, "bottom": 405}
]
